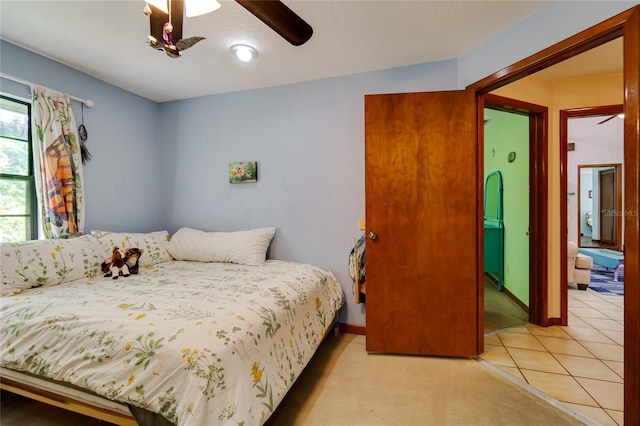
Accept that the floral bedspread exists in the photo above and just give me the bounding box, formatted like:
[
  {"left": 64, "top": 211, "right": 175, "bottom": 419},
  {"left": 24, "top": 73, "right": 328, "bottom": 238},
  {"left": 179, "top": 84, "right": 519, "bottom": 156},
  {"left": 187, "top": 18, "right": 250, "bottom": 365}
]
[{"left": 1, "top": 260, "right": 344, "bottom": 425}]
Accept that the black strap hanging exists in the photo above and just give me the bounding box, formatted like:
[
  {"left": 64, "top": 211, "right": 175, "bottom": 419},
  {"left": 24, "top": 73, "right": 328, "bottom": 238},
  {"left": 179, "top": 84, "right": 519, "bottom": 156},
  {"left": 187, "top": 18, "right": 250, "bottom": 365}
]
[{"left": 78, "top": 103, "right": 91, "bottom": 164}]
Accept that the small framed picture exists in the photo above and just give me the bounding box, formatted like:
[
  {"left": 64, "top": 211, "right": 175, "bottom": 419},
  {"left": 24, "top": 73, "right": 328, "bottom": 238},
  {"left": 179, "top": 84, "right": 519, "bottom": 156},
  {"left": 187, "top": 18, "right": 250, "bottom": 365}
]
[{"left": 229, "top": 161, "right": 258, "bottom": 183}]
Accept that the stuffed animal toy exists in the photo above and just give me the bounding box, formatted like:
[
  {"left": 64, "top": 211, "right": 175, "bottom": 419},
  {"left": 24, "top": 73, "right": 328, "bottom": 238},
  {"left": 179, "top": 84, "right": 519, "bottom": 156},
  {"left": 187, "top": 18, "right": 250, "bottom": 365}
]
[
  {"left": 101, "top": 254, "right": 113, "bottom": 276},
  {"left": 124, "top": 248, "right": 143, "bottom": 275},
  {"left": 102, "top": 246, "right": 130, "bottom": 279}
]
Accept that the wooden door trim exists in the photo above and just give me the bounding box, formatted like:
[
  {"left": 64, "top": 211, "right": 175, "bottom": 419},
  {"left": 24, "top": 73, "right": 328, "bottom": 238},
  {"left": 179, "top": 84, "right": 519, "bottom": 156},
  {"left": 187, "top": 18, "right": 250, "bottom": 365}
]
[
  {"left": 468, "top": 5, "right": 639, "bottom": 424},
  {"left": 560, "top": 104, "right": 623, "bottom": 118},
  {"left": 560, "top": 109, "right": 569, "bottom": 326},
  {"left": 623, "top": 7, "right": 639, "bottom": 426},
  {"left": 529, "top": 108, "right": 549, "bottom": 326},
  {"left": 476, "top": 96, "right": 486, "bottom": 355}
]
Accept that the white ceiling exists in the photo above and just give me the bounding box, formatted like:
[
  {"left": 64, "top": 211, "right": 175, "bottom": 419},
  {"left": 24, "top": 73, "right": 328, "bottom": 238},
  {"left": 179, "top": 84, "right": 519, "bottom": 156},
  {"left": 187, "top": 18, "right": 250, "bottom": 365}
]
[
  {"left": 569, "top": 114, "right": 624, "bottom": 144},
  {"left": 0, "top": 1, "right": 623, "bottom": 103}
]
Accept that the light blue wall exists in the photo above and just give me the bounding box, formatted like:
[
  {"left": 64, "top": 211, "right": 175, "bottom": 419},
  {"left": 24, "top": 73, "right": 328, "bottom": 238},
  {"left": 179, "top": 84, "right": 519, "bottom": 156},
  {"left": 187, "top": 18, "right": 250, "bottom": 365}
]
[
  {"left": 158, "top": 61, "right": 458, "bottom": 325},
  {"left": 1, "top": 0, "right": 635, "bottom": 326},
  {"left": 0, "top": 41, "right": 162, "bottom": 233}
]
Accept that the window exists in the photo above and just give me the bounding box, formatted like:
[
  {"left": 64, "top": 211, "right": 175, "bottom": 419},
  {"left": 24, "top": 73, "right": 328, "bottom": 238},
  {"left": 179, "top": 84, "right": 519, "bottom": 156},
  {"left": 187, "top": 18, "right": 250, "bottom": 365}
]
[{"left": 0, "top": 95, "right": 36, "bottom": 242}]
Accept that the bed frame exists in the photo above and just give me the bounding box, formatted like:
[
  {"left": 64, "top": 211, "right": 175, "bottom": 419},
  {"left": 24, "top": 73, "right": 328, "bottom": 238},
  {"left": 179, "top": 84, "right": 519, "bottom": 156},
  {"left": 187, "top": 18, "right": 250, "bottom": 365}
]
[{"left": 1, "top": 368, "right": 137, "bottom": 425}]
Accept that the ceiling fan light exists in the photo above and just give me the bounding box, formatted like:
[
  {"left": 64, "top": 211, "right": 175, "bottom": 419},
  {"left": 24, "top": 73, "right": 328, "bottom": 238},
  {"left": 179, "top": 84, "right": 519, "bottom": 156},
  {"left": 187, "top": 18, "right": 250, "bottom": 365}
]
[
  {"left": 230, "top": 44, "right": 258, "bottom": 62},
  {"left": 185, "top": 0, "right": 221, "bottom": 17},
  {"left": 146, "top": 0, "right": 168, "bottom": 13}
]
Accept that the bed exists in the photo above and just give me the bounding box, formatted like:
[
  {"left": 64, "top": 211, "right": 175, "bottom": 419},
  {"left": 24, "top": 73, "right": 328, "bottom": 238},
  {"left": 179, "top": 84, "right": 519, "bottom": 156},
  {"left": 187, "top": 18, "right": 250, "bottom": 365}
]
[{"left": 0, "top": 227, "right": 344, "bottom": 425}]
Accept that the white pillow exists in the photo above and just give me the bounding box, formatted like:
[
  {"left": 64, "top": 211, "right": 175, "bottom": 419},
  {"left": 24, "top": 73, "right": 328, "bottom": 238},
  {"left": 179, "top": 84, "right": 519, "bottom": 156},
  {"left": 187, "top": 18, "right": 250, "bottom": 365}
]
[
  {"left": 1, "top": 235, "right": 105, "bottom": 296},
  {"left": 168, "top": 227, "right": 275, "bottom": 265},
  {"left": 91, "top": 230, "right": 172, "bottom": 267}
]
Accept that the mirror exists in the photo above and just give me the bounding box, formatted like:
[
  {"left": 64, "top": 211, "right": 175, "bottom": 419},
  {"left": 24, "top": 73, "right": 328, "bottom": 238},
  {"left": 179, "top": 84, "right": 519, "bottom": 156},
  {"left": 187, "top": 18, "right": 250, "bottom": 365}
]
[
  {"left": 577, "top": 163, "right": 622, "bottom": 251},
  {"left": 484, "top": 170, "right": 503, "bottom": 221}
]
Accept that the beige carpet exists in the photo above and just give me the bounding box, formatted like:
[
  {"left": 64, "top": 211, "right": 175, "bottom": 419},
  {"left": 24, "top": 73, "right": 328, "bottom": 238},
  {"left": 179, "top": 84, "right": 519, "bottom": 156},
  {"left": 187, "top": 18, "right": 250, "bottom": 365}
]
[
  {"left": 1, "top": 333, "right": 588, "bottom": 426},
  {"left": 267, "top": 333, "right": 586, "bottom": 426}
]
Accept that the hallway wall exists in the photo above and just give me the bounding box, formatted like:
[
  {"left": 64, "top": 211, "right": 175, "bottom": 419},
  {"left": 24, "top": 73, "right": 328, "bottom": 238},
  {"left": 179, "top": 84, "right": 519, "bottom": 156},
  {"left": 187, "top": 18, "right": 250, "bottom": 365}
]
[{"left": 484, "top": 109, "right": 530, "bottom": 305}]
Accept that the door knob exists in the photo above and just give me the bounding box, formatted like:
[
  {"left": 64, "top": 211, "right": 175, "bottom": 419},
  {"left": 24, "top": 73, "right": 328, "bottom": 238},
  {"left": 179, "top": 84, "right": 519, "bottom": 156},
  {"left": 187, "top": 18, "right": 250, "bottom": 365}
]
[{"left": 368, "top": 231, "right": 378, "bottom": 240}]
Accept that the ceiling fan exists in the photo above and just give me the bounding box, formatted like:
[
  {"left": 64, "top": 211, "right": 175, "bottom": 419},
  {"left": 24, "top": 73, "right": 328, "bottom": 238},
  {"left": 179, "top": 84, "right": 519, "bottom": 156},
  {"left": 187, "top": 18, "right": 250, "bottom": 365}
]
[
  {"left": 145, "top": 0, "right": 313, "bottom": 58},
  {"left": 596, "top": 113, "right": 624, "bottom": 125}
]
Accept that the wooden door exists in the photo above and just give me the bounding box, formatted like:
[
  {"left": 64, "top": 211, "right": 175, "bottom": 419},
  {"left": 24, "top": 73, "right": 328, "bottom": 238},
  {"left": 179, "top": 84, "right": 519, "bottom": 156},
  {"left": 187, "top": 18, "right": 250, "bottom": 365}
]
[
  {"left": 599, "top": 168, "right": 616, "bottom": 245},
  {"left": 365, "top": 90, "right": 479, "bottom": 356}
]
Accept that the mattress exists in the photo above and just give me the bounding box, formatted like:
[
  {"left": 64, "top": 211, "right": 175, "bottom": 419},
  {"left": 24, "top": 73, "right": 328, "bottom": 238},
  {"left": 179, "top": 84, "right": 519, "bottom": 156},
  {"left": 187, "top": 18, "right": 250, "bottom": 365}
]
[{"left": 1, "top": 260, "right": 344, "bottom": 425}]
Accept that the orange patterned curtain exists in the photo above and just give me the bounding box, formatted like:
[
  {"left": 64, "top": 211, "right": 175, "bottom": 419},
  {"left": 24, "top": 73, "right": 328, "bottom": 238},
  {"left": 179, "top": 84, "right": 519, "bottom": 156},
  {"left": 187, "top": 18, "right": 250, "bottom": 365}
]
[{"left": 32, "top": 86, "right": 85, "bottom": 239}]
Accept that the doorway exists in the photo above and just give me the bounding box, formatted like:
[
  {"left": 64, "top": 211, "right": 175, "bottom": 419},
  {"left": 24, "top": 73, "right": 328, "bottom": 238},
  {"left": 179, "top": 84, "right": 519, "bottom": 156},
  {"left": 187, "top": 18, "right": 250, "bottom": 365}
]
[
  {"left": 483, "top": 104, "right": 534, "bottom": 333},
  {"left": 561, "top": 104, "right": 626, "bottom": 325},
  {"left": 482, "top": 94, "right": 548, "bottom": 329},
  {"left": 577, "top": 164, "right": 623, "bottom": 249}
]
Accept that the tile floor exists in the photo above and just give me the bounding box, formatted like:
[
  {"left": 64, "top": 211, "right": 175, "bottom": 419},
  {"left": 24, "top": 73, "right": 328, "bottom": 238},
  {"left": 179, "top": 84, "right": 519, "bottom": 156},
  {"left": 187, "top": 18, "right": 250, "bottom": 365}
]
[{"left": 480, "top": 285, "right": 624, "bottom": 426}]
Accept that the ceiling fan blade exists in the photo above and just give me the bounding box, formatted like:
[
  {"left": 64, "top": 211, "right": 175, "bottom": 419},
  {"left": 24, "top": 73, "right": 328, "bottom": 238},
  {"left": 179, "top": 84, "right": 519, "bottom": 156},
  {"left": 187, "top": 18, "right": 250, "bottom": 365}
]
[
  {"left": 176, "top": 36, "right": 205, "bottom": 51},
  {"left": 596, "top": 115, "right": 616, "bottom": 125},
  {"left": 235, "top": 0, "right": 313, "bottom": 46}
]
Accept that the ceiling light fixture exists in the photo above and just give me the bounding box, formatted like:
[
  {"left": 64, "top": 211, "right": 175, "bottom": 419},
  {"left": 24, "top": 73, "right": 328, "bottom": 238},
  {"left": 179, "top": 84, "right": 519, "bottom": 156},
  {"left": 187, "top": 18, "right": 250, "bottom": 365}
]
[
  {"left": 230, "top": 44, "right": 258, "bottom": 62},
  {"left": 145, "top": 0, "right": 220, "bottom": 17},
  {"left": 185, "top": 0, "right": 221, "bottom": 17},
  {"left": 146, "top": 0, "right": 168, "bottom": 13}
]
